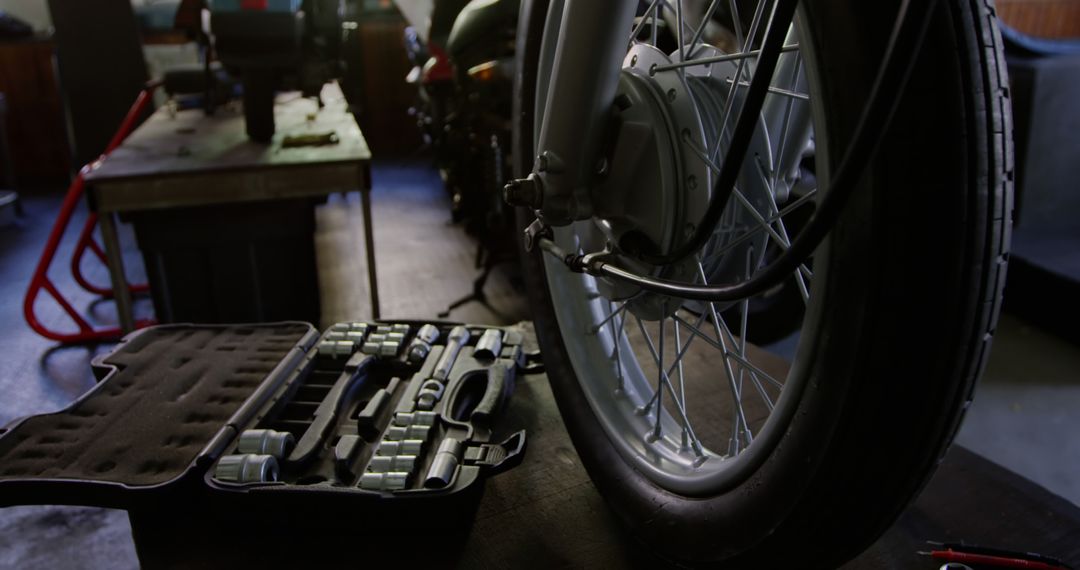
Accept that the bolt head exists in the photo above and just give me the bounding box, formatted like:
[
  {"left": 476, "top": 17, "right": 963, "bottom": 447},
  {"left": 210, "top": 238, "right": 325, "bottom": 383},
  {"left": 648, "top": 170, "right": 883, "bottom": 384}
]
[{"left": 503, "top": 176, "right": 543, "bottom": 209}]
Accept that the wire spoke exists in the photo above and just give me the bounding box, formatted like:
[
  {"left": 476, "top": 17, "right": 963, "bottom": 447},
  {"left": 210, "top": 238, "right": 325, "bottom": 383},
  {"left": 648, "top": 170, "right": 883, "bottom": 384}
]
[
  {"left": 670, "top": 318, "right": 695, "bottom": 450},
  {"left": 681, "top": 133, "right": 801, "bottom": 257},
  {"left": 630, "top": 0, "right": 664, "bottom": 44},
  {"left": 688, "top": 0, "right": 724, "bottom": 51},
  {"left": 652, "top": 44, "right": 800, "bottom": 74},
  {"left": 635, "top": 316, "right": 706, "bottom": 456},
  {"left": 673, "top": 319, "right": 688, "bottom": 413},
  {"left": 658, "top": 0, "right": 698, "bottom": 38},
  {"left": 671, "top": 313, "right": 726, "bottom": 353},
  {"left": 724, "top": 78, "right": 809, "bottom": 100},
  {"left": 726, "top": 352, "right": 784, "bottom": 389},
  {"left": 664, "top": 308, "right": 711, "bottom": 379},
  {"left": 609, "top": 302, "right": 627, "bottom": 391},
  {"left": 695, "top": 264, "right": 754, "bottom": 451},
  {"left": 710, "top": 189, "right": 818, "bottom": 258},
  {"left": 750, "top": 158, "right": 813, "bottom": 302},
  {"left": 708, "top": 0, "right": 773, "bottom": 164},
  {"left": 590, "top": 301, "right": 628, "bottom": 334},
  {"left": 676, "top": 0, "right": 686, "bottom": 62},
  {"left": 747, "top": 369, "right": 776, "bottom": 411},
  {"left": 654, "top": 313, "right": 665, "bottom": 440},
  {"left": 731, "top": 189, "right": 796, "bottom": 251},
  {"left": 728, "top": 0, "right": 746, "bottom": 50}
]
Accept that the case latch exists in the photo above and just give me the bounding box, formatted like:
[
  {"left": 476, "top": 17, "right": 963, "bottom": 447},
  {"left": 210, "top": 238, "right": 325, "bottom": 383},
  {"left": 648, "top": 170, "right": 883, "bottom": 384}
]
[{"left": 464, "top": 430, "right": 527, "bottom": 476}]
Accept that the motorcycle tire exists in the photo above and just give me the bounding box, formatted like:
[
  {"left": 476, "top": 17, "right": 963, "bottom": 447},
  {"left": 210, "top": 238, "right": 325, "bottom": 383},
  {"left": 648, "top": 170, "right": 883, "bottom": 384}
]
[{"left": 513, "top": 0, "right": 1013, "bottom": 567}]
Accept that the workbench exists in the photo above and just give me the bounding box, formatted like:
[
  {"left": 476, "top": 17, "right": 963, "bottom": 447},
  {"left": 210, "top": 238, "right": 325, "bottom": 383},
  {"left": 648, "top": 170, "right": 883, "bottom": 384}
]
[{"left": 82, "top": 83, "right": 380, "bottom": 330}]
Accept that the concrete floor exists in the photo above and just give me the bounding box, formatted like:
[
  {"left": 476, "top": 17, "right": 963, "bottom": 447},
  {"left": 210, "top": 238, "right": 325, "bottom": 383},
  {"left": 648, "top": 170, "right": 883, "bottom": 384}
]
[
  {"left": 0, "top": 160, "right": 1076, "bottom": 567},
  {"left": 955, "top": 312, "right": 1080, "bottom": 505}
]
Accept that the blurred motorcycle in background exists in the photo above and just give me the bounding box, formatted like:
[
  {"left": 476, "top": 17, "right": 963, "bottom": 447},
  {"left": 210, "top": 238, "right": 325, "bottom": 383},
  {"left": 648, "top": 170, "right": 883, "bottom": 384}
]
[{"left": 393, "top": 0, "right": 519, "bottom": 244}]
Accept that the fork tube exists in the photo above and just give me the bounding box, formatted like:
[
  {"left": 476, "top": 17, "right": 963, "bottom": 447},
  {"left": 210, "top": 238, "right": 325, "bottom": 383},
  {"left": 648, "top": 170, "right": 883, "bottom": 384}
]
[
  {"left": 763, "top": 23, "right": 813, "bottom": 195},
  {"left": 534, "top": 0, "right": 638, "bottom": 225}
]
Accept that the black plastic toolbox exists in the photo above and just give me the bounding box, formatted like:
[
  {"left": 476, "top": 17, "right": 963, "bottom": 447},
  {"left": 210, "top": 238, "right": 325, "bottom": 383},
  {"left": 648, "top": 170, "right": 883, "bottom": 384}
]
[{"left": 0, "top": 321, "right": 529, "bottom": 568}]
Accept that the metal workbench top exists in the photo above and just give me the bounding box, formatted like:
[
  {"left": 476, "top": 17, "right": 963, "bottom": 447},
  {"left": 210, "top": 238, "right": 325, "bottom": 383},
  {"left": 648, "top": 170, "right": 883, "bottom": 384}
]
[{"left": 83, "top": 82, "right": 371, "bottom": 214}]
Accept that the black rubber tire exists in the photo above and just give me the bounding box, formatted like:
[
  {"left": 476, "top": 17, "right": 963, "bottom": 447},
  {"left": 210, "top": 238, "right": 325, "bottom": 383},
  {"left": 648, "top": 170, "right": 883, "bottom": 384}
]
[{"left": 514, "top": 0, "right": 1013, "bottom": 567}]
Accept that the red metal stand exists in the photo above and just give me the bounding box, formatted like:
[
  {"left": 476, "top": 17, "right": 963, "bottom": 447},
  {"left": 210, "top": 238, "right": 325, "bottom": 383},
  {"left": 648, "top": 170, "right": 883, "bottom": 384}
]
[
  {"left": 70, "top": 213, "right": 151, "bottom": 298},
  {"left": 24, "top": 83, "right": 160, "bottom": 343}
]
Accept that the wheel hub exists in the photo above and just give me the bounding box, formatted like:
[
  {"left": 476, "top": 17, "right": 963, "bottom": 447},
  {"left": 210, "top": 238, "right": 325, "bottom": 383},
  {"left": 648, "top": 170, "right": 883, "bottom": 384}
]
[{"left": 587, "top": 44, "right": 775, "bottom": 319}]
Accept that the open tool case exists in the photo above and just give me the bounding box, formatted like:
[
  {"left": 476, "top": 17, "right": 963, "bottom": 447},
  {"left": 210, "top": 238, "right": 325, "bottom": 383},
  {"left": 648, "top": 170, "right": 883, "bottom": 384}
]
[{"left": 0, "top": 321, "right": 529, "bottom": 568}]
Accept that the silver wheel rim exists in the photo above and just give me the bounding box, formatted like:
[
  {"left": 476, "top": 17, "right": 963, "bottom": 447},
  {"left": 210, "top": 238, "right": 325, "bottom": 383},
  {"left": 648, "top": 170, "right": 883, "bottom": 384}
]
[{"left": 536, "top": 1, "right": 833, "bottom": 496}]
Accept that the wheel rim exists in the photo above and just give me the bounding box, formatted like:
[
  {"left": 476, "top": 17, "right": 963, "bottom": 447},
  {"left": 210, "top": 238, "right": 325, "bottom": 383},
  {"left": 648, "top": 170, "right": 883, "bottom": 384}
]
[{"left": 536, "top": 1, "right": 832, "bottom": 496}]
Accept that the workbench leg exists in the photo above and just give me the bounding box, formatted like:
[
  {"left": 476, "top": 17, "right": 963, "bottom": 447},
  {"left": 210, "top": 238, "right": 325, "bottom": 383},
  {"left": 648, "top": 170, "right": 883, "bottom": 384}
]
[
  {"left": 99, "top": 212, "right": 136, "bottom": 333},
  {"left": 360, "top": 173, "right": 381, "bottom": 319}
]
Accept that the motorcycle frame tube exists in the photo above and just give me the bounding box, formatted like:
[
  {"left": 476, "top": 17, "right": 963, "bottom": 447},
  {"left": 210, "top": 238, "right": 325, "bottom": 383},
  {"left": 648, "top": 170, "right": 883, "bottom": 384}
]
[{"left": 533, "top": 0, "right": 638, "bottom": 225}]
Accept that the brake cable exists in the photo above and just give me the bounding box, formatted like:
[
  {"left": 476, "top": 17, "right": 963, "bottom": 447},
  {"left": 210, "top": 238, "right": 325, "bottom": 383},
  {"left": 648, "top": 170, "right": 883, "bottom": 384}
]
[{"left": 532, "top": 0, "right": 938, "bottom": 303}]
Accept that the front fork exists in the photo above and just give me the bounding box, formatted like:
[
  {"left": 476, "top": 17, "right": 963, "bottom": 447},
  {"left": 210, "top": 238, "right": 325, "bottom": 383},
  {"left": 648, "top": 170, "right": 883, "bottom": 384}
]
[{"left": 515, "top": 0, "right": 638, "bottom": 226}]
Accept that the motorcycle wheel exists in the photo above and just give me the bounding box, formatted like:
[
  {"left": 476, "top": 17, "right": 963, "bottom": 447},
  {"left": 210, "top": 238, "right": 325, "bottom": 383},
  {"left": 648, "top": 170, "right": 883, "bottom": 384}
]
[{"left": 513, "top": 0, "right": 1012, "bottom": 567}]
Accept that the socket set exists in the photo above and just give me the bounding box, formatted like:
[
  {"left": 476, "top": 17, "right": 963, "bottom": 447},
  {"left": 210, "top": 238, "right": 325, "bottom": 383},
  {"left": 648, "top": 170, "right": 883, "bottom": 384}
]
[
  {"left": 209, "top": 321, "right": 527, "bottom": 495},
  {"left": 0, "top": 321, "right": 529, "bottom": 521}
]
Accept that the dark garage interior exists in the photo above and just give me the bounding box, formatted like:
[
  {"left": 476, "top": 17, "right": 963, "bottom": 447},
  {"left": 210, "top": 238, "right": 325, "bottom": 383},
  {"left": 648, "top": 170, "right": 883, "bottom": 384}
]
[{"left": 0, "top": 0, "right": 1077, "bottom": 568}]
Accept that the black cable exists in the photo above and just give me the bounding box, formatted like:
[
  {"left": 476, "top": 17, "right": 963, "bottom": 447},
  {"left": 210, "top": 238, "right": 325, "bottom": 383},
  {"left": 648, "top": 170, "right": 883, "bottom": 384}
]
[
  {"left": 636, "top": 0, "right": 799, "bottom": 265},
  {"left": 575, "top": 0, "right": 939, "bottom": 302}
]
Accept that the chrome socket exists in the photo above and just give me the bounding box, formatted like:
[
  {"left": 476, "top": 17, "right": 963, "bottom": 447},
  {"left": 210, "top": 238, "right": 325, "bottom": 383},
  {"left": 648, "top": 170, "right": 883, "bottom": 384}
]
[
  {"left": 393, "top": 411, "right": 437, "bottom": 427},
  {"left": 214, "top": 454, "right": 279, "bottom": 484},
  {"left": 473, "top": 329, "right": 504, "bottom": 361},
  {"left": 359, "top": 471, "right": 409, "bottom": 491},
  {"left": 366, "top": 454, "right": 418, "bottom": 473},
  {"left": 237, "top": 429, "right": 295, "bottom": 458},
  {"left": 424, "top": 438, "right": 464, "bottom": 489},
  {"left": 376, "top": 439, "right": 424, "bottom": 456}
]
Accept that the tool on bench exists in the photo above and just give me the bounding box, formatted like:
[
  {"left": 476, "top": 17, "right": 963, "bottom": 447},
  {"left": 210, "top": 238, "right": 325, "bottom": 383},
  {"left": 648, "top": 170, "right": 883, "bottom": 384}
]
[
  {"left": 920, "top": 541, "right": 1074, "bottom": 570},
  {"left": 282, "top": 132, "right": 340, "bottom": 148}
]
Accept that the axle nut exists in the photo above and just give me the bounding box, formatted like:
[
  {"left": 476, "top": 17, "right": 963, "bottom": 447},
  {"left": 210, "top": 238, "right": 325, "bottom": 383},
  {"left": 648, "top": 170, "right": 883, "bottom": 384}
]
[{"left": 503, "top": 175, "right": 543, "bottom": 208}]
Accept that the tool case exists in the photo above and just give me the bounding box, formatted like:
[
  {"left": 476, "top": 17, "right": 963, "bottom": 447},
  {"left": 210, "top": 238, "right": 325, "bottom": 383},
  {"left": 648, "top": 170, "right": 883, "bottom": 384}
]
[{"left": 0, "top": 321, "right": 530, "bottom": 568}]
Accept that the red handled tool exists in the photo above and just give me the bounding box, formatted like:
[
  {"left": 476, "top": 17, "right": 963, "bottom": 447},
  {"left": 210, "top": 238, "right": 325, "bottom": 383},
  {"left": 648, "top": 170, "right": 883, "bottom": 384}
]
[{"left": 922, "top": 542, "right": 1073, "bottom": 570}]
